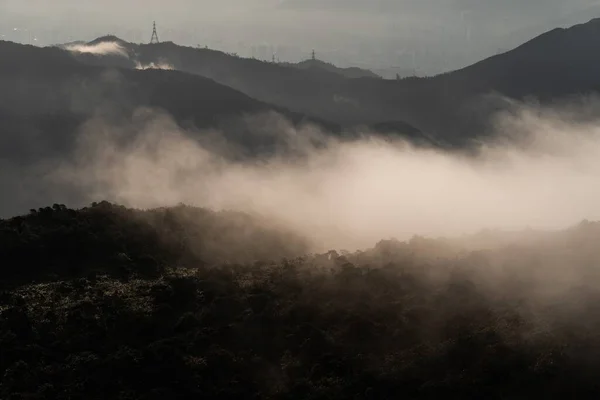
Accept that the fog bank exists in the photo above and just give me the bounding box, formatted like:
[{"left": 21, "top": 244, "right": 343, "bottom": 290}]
[{"left": 46, "top": 98, "right": 600, "bottom": 251}]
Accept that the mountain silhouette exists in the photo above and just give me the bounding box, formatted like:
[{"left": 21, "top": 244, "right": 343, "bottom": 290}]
[
  {"left": 0, "top": 40, "right": 332, "bottom": 215},
  {"left": 66, "top": 38, "right": 393, "bottom": 127},
  {"left": 67, "top": 18, "right": 600, "bottom": 145},
  {"left": 0, "top": 38, "right": 427, "bottom": 149},
  {"left": 448, "top": 17, "right": 600, "bottom": 97},
  {"left": 0, "top": 40, "right": 430, "bottom": 216},
  {"left": 3, "top": 16, "right": 600, "bottom": 173},
  {"left": 0, "top": 39, "right": 342, "bottom": 157},
  {"left": 347, "top": 17, "right": 600, "bottom": 143}
]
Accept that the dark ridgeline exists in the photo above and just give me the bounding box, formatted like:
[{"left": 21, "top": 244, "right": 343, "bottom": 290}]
[
  {"left": 0, "top": 37, "right": 430, "bottom": 165},
  {"left": 0, "top": 38, "right": 428, "bottom": 217},
  {"left": 0, "top": 39, "right": 339, "bottom": 152},
  {"left": 281, "top": 58, "right": 382, "bottom": 79},
  {"left": 3, "top": 16, "right": 600, "bottom": 162},
  {"left": 66, "top": 17, "right": 600, "bottom": 145},
  {"left": 0, "top": 43, "right": 338, "bottom": 158}
]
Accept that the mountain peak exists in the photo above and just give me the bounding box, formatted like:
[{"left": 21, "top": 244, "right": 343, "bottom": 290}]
[{"left": 87, "top": 35, "right": 129, "bottom": 46}]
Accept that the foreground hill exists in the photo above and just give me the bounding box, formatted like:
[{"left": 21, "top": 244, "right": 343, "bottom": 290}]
[
  {"left": 3, "top": 203, "right": 600, "bottom": 398},
  {"left": 72, "top": 18, "right": 600, "bottom": 145},
  {"left": 0, "top": 202, "right": 310, "bottom": 286}
]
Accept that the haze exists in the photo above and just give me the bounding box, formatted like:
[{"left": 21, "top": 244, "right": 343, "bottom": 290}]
[
  {"left": 46, "top": 97, "right": 600, "bottom": 251},
  {"left": 3, "top": 0, "right": 600, "bottom": 75}
]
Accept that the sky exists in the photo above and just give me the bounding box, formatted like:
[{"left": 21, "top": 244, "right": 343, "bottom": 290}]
[{"left": 2, "top": 0, "right": 600, "bottom": 76}]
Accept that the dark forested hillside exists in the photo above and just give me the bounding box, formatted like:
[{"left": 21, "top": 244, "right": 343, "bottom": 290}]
[
  {"left": 3, "top": 203, "right": 600, "bottom": 398},
  {"left": 0, "top": 202, "right": 309, "bottom": 286}
]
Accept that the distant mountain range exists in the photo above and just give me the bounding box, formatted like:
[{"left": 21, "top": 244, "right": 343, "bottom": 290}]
[
  {"left": 0, "top": 39, "right": 343, "bottom": 155},
  {"left": 3, "top": 17, "right": 600, "bottom": 215},
  {"left": 0, "top": 38, "right": 430, "bottom": 215},
  {"left": 59, "top": 18, "right": 600, "bottom": 145},
  {"left": 4, "top": 16, "right": 600, "bottom": 149}
]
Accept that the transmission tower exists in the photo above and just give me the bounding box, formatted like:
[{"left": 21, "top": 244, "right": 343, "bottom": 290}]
[
  {"left": 150, "top": 21, "right": 160, "bottom": 44},
  {"left": 311, "top": 49, "right": 315, "bottom": 60}
]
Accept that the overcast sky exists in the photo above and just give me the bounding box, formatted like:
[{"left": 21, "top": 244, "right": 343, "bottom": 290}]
[{"left": 2, "top": 0, "right": 600, "bottom": 75}]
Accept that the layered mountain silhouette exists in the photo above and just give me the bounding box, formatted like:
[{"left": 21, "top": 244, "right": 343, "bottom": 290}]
[
  {"left": 0, "top": 39, "right": 346, "bottom": 160},
  {"left": 2, "top": 16, "right": 600, "bottom": 156},
  {"left": 0, "top": 39, "right": 430, "bottom": 216},
  {"left": 0, "top": 40, "right": 337, "bottom": 216},
  {"left": 63, "top": 17, "right": 600, "bottom": 145},
  {"left": 2, "top": 17, "right": 600, "bottom": 216}
]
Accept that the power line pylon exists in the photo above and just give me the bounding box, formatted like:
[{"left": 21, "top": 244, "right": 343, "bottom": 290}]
[{"left": 150, "top": 21, "right": 160, "bottom": 44}]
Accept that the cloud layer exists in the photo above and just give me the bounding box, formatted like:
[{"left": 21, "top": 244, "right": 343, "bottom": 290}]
[
  {"left": 64, "top": 42, "right": 129, "bottom": 57},
  {"left": 49, "top": 97, "right": 600, "bottom": 251}
]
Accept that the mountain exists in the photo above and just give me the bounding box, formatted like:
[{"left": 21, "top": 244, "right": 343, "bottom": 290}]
[
  {"left": 0, "top": 40, "right": 346, "bottom": 216},
  {"left": 67, "top": 19, "right": 600, "bottom": 145},
  {"left": 54, "top": 37, "right": 427, "bottom": 138},
  {"left": 503, "top": 9, "right": 600, "bottom": 52},
  {"left": 0, "top": 40, "right": 429, "bottom": 217},
  {"left": 65, "top": 38, "right": 390, "bottom": 127},
  {"left": 447, "top": 17, "right": 600, "bottom": 97},
  {"left": 350, "top": 17, "right": 600, "bottom": 143},
  {"left": 4, "top": 14, "right": 600, "bottom": 199}
]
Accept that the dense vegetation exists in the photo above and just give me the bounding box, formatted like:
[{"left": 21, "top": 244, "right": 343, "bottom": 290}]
[{"left": 2, "top": 203, "right": 600, "bottom": 398}]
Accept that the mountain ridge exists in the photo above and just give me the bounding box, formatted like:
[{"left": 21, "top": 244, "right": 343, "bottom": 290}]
[{"left": 64, "top": 17, "right": 600, "bottom": 145}]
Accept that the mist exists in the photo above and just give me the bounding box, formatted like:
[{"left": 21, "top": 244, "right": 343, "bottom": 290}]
[
  {"left": 134, "top": 61, "right": 175, "bottom": 70},
  {"left": 45, "top": 97, "right": 600, "bottom": 251},
  {"left": 63, "top": 41, "right": 129, "bottom": 57}
]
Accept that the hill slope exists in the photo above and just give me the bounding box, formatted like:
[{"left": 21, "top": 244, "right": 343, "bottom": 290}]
[
  {"left": 66, "top": 38, "right": 400, "bottom": 128},
  {"left": 0, "top": 40, "right": 330, "bottom": 138},
  {"left": 345, "top": 17, "right": 600, "bottom": 143},
  {"left": 449, "top": 17, "right": 600, "bottom": 97},
  {"left": 3, "top": 203, "right": 600, "bottom": 398},
  {"left": 0, "top": 40, "right": 357, "bottom": 165},
  {"left": 0, "top": 40, "right": 346, "bottom": 216},
  {"left": 0, "top": 40, "right": 431, "bottom": 217}
]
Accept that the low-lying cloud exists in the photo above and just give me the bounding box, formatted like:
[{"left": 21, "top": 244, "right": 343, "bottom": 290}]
[
  {"left": 64, "top": 42, "right": 129, "bottom": 57},
  {"left": 135, "top": 61, "right": 175, "bottom": 70},
  {"left": 51, "top": 97, "right": 600, "bottom": 251}
]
